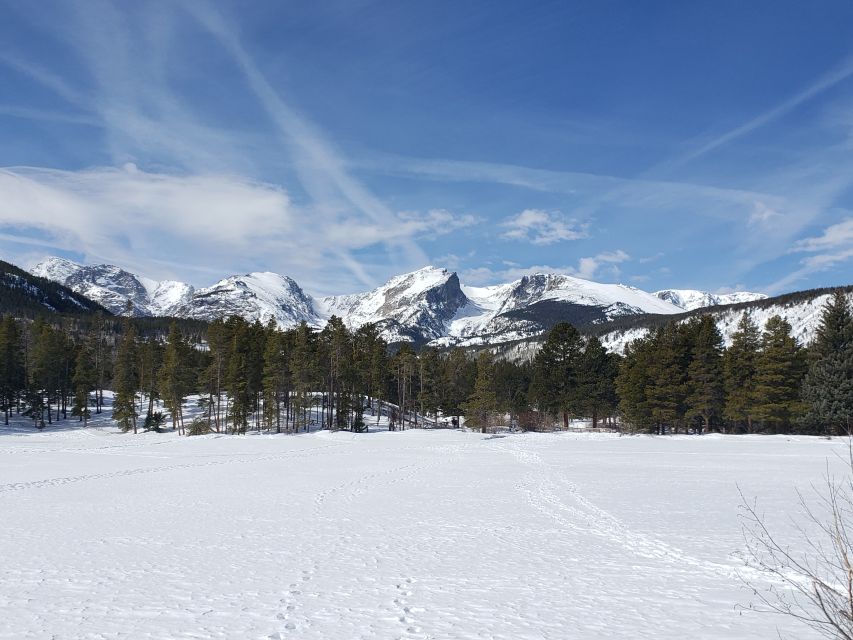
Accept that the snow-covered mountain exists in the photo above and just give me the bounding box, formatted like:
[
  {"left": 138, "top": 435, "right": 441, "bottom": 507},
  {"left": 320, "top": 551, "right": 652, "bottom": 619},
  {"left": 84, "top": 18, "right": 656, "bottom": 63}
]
[
  {"left": 32, "top": 257, "right": 194, "bottom": 317},
  {"left": 29, "top": 257, "right": 842, "bottom": 353},
  {"left": 175, "top": 272, "right": 319, "bottom": 328},
  {"left": 654, "top": 289, "right": 767, "bottom": 311},
  {"left": 319, "top": 267, "right": 467, "bottom": 343},
  {"left": 31, "top": 257, "right": 688, "bottom": 342},
  {"left": 437, "top": 274, "right": 683, "bottom": 347}
]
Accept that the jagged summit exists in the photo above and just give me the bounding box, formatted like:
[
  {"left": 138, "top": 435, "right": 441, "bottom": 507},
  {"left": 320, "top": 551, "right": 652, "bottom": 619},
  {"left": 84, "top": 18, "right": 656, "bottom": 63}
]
[{"left": 320, "top": 266, "right": 466, "bottom": 343}]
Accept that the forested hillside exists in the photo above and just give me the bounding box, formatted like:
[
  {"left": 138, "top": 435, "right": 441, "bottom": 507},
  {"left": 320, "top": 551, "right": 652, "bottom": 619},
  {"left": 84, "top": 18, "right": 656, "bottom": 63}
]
[
  {"left": 0, "top": 259, "right": 110, "bottom": 317},
  {"left": 1, "top": 291, "right": 850, "bottom": 436}
]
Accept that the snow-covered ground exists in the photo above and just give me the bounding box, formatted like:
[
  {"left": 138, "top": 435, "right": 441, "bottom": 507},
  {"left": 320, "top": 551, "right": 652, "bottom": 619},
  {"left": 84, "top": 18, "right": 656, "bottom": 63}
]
[{"left": 1, "top": 412, "right": 843, "bottom": 639}]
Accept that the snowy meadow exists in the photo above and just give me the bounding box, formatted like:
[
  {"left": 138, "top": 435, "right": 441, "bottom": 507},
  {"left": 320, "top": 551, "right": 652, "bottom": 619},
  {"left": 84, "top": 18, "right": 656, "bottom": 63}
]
[{"left": 1, "top": 413, "right": 843, "bottom": 639}]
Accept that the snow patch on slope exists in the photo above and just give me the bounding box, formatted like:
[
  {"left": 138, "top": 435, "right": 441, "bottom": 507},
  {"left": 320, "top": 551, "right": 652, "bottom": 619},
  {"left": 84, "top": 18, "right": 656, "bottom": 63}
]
[
  {"left": 176, "top": 272, "right": 319, "bottom": 328},
  {"left": 600, "top": 294, "right": 832, "bottom": 354},
  {"left": 654, "top": 289, "right": 767, "bottom": 311}
]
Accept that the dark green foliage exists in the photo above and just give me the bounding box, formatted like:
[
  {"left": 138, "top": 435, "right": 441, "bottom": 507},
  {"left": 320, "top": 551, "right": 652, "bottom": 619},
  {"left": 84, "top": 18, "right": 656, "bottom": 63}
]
[
  {"left": 751, "top": 316, "right": 806, "bottom": 433},
  {"left": 462, "top": 351, "right": 498, "bottom": 433},
  {"left": 71, "top": 337, "right": 97, "bottom": 425},
  {"left": 579, "top": 336, "right": 619, "bottom": 429},
  {"left": 0, "top": 315, "right": 24, "bottom": 425},
  {"left": 723, "top": 313, "right": 761, "bottom": 432},
  {"left": 112, "top": 322, "right": 139, "bottom": 433},
  {"left": 0, "top": 259, "right": 109, "bottom": 317},
  {"left": 801, "top": 292, "right": 853, "bottom": 434},
  {"left": 442, "top": 348, "right": 476, "bottom": 425},
  {"left": 158, "top": 323, "right": 196, "bottom": 435},
  {"left": 616, "top": 337, "right": 655, "bottom": 432},
  {"left": 685, "top": 316, "right": 724, "bottom": 432},
  {"left": 529, "top": 322, "right": 584, "bottom": 429}
]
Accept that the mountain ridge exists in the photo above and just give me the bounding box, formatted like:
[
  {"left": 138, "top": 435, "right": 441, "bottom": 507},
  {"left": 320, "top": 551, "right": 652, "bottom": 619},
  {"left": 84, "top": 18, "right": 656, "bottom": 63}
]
[{"left": 30, "top": 256, "right": 776, "bottom": 347}]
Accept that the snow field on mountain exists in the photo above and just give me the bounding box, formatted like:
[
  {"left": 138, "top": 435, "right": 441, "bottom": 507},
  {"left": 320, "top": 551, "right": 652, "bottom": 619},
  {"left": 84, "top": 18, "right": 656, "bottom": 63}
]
[{"left": 1, "top": 415, "right": 841, "bottom": 639}]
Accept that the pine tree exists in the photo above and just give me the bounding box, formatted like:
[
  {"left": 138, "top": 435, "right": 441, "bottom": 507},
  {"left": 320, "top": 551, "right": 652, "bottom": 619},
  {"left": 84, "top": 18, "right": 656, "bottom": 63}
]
[
  {"left": 159, "top": 322, "right": 194, "bottom": 435},
  {"left": 802, "top": 291, "right": 853, "bottom": 434},
  {"left": 616, "top": 335, "right": 656, "bottom": 433},
  {"left": 685, "top": 315, "right": 724, "bottom": 433},
  {"left": 391, "top": 344, "right": 417, "bottom": 430},
  {"left": 462, "top": 351, "right": 498, "bottom": 433},
  {"left": 417, "top": 347, "right": 443, "bottom": 423},
  {"left": 0, "top": 316, "right": 24, "bottom": 425},
  {"left": 723, "top": 313, "right": 761, "bottom": 432},
  {"left": 579, "top": 336, "right": 619, "bottom": 429},
  {"left": 139, "top": 337, "right": 164, "bottom": 431},
  {"left": 71, "top": 338, "right": 97, "bottom": 426},
  {"left": 752, "top": 315, "right": 806, "bottom": 433},
  {"left": 290, "top": 322, "right": 317, "bottom": 433},
  {"left": 530, "top": 322, "right": 584, "bottom": 429},
  {"left": 644, "top": 323, "right": 689, "bottom": 434},
  {"left": 262, "top": 323, "right": 290, "bottom": 433},
  {"left": 443, "top": 348, "right": 474, "bottom": 429},
  {"left": 112, "top": 323, "right": 139, "bottom": 433}
]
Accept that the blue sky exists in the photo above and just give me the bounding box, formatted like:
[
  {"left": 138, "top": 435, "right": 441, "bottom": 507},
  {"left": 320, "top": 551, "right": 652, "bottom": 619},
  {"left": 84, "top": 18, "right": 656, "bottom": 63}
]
[{"left": 1, "top": 0, "right": 853, "bottom": 296}]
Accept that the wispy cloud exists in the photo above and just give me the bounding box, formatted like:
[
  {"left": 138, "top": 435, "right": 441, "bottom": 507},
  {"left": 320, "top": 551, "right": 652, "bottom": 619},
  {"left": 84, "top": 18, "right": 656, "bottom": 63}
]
[
  {"left": 183, "top": 1, "right": 429, "bottom": 286},
  {"left": 0, "top": 164, "right": 469, "bottom": 295},
  {"left": 671, "top": 54, "right": 853, "bottom": 166},
  {"left": 767, "top": 216, "right": 853, "bottom": 292},
  {"left": 793, "top": 217, "right": 853, "bottom": 252},
  {"left": 0, "top": 1, "right": 449, "bottom": 292},
  {"left": 500, "top": 209, "right": 587, "bottom": 245}
]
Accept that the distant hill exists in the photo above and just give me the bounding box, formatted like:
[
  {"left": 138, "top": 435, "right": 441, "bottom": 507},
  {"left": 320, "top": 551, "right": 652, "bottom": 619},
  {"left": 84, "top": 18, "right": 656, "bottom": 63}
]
[{"left": 0, "top": 259, "right": 111, "bottom": 317}]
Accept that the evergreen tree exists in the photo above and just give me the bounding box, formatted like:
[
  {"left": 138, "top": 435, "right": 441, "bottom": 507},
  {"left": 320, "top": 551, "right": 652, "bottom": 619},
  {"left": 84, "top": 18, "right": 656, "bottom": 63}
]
[
  {"left": 262, "top": 323, "right": 291, "bottom": 433},
  {"left": 417, "top": 347, "right": 443, "bottom": 423},
  {"left": 644, "top": 323, "right": 689, "bottom": 434},
  {"left": 462, "top": 351, "right": 498, "bottom": 433},
  {"left": 0, "top": 316, "right": 24, "bottom": 425},
  {"left": 71, "top": 338, "right": 97, "bottom": 426},
  {"left": 723, "top": 313, "right": 761, "bottom": 432},
  {"left": 139, "top": 337, "right": 165, "bottom": 431},
  {"left": 443, "top": 348, "right": 475, "bottom": 428},
  {"left": 802, "top": 291, "right": 853, "bottom": 434},
  {"left": 290, "top": 321, "right": 317, "bottom": 433},
  {"left": 112, "top": 323, "right": 139, "bottom": 433},
  {"left": 752, "top": 315, "right": 806, "bottom": 433},
  {"left": 685, "top": 315, "right": 724, "bottom": 433},
  {"left": 530, "top": 322, "right": 584, "bottom": 429},
  {"left": 579, "top": 336, "right": 619, "bottom": 429},
  {"left": 390, "top": 344, "right": 417, "bottom": 430},
  {"left": 158, "top": 322, "right": 195, "bottom": 435},
  {"left": 616, "top": 335, "right": 656, "bottom": 433}
]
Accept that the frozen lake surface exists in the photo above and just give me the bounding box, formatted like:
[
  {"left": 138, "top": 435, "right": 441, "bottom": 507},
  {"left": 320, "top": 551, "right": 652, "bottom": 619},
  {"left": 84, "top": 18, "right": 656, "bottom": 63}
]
[{"left": 0, "top": 420, "right": 844, "bottom": 639}]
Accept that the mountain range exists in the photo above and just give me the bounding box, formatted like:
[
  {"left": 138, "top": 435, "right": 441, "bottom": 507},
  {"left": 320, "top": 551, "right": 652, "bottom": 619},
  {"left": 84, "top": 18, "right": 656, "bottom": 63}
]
[{"left": 30, "top": 256, "right": 779, "bottom": 350}]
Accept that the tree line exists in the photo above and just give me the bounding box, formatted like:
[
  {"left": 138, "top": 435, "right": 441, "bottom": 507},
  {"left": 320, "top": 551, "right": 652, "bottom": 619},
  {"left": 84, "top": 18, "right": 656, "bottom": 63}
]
[{"left": 0, "top": 291, "right": 850, "bottom": 435}]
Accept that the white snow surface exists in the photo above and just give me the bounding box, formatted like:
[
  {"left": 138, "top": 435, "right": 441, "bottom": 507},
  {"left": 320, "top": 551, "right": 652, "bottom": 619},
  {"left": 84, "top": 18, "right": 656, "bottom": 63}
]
[
  {"left": 1, "top": 412, "right": 840, "bottom": 639},
  {"left": 655, "top": 289, "right": 768, "bottom": 311}
]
